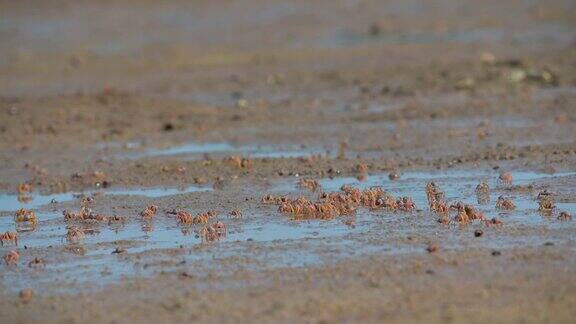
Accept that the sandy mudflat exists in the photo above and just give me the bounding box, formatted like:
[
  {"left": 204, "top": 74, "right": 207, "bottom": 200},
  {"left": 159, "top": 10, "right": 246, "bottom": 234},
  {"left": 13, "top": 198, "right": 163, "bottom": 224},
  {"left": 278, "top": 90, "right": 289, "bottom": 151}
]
[{"left": 0, "top": 0, "right": 575, "bottom": 322}]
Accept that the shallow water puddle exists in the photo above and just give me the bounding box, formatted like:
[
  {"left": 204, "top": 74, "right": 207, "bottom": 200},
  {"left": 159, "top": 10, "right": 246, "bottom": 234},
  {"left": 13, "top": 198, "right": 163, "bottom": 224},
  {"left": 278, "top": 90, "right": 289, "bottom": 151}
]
[
  {"left": 1, "top": 170, "right": 574, "bottom": 292},
  {"left": 310, "top": 23, "right": 576, "bottom": 49},
  {"left": 274, "top": 170, "right": 575, "bottom": 192},
  {"left": 124, "top": 141, "right": 328, "bottom": 160},
  {"left": 0, "top": 185, "right": 212, "bottom": 213},
  {"left": 274, "top": 170, "right": 576, "bottom": 226},
  {"left": 0, "top": 210, "right": 372, "bottom": 292},
  {"left": 0, "top": 211, "right": 363, "bottom": 253}
]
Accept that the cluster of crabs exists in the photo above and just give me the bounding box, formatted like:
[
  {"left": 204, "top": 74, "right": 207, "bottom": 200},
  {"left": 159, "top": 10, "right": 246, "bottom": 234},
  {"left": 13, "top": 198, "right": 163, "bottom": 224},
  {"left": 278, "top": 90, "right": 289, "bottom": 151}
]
[
  {"left": 165, "top": 208, "right": 236, "bottom": 242},
  {"left": 263, "top": 183, "right": 416, "bottom": 221},
  {"left": 265, "top": 171, "right": 572, "bottom": 229},
  {"left": 427, "top": 181, "right": 501, "bottom": 226},
  {"left": 2, "top": 170, "right": 573, "bottom": 266},
  {"left": 1, "top": 194, "right": 241, "bottom": 266},
  {"left": 424, "top": 172, "right": 571, "bottom": 225}
]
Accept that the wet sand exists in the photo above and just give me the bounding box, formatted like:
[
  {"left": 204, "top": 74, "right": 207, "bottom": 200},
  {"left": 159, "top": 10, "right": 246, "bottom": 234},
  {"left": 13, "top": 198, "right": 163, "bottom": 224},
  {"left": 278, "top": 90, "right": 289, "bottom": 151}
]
[{"left": 1, "top": 0, "right": 576, "bottom": 322}]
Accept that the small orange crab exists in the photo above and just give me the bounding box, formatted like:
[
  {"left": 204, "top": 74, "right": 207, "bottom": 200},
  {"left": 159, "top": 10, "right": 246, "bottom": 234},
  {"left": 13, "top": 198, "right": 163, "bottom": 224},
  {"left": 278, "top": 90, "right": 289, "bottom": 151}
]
[
  {"left": 475, "top": 181, "right": 490, "bottom": 194},
  {"left": 229, "top": 209, "right": 243, "bottom": 219},
  {"left": 262, "top": 194, "right": 289, "bottom": 204},
  {"left": 17, "top": 183, "right": 32, "bottom": 195},
  {"left": 62, "top": 209, "right": 77, "bottom": 220},
  {"left": 499, "top": 172, "right": 513, "bottom": 185},
  {"left": 0, "top": 231, "right": 18, "bottom": 246},
  {"left": 484, "top": 218, "right": 503, "bottom": 227},
  {"left": 199, "top": 221, "right": 227, "bottom": 242},
  {"left": 193, "top": 212, "right": 210, "bottom": 224},
  {"left": 428, "top": 189, "right": 448, "bottom": 213},
  {"left": 228, "top": 155, "right": 252, "bottom": 168},
  {"left": 297, "top": 178, "right": 320, "bottom": 192},
  {"left": 279, "top": 202, "right": 295, "bottom": 214},
  {"left": 107, "top": 215, "right": 126, "bottom": 225},
  {"left": 66, "top": 227, "right": 85, "bottom": 243},
  {"left": 213, "top": 221, "right": 227, "bottom": 235},
  {"left": 140, "top": 205, "right": 159, "bottom": 218},
  {"left": 465, "top": 205, "right": 485, "bottom": 221},
  {"left": 425, "top": 182, "right": 441, "bottom": 208},
  {"left": 452, "top": 202, "right": 483, "bottom": 224},
  {"left": 437, "top": 215, "right": 451, "bottom": 225},
  {"left": 397, "top": 196, "right": 416, "bottom": 212},
  {"left": 343, "top": 218, "right": 356, "bottom": 228},
  {"left": 356, "top": 162, "right": 368, "bottom": 174},
  {"left": 450, "top": 201, "right": 464, "bottom": 211},
  {"left": 199, "top": 225, "right": 218, "bottom": 242},
  {"left": 475, "top": 182, "right": 490, "bottom": 205},
  {"left": 4, "top": 250, "right": 19, "bottom": 265},
  {"left": 14, "top": 208, "right": 37, "bottom": 226},
  {"left": 340, "top": 184, "right": 354, "bottom": 193},
  {"left": 63, "top": 206, "right": 92, "bottom": 221},
  {"left": 316, "top": 202, "right": 338, "bottom": 220},
  {"left": 261, "top": 194, "right": 276, "bottom": 204},
  {"left": 81, "top": 196, "right": 94, "bottom": 206},
  {"left": 557, "top": 211, "right": 571, "bottom": 221},
  {"left": 437, "top": 199, "right": 451, "bottom": 213},
  {"left": 28, "top": 257, "right": 46, "bottom": 268},
  {"left": 193, "top": 177, "right": 207, "bottom": 184},
  {"left": 537, "top": 192, "right": 555, "bottom": 211},
  {"left": 455, "top": 208, "right": 470, "bottom": 225},
  {"left": 496, "top": 196, "right": 516, "bottom": 210},
  {"left": 176, "top": 211, "right": 194, "bottom": 224}
]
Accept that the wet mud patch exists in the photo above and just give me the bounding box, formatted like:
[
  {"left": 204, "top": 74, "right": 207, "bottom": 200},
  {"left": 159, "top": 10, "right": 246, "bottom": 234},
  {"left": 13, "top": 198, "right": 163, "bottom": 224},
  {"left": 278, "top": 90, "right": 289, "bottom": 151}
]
[{"left": 1, "top": 169, "right": 574, "bottom": 294}]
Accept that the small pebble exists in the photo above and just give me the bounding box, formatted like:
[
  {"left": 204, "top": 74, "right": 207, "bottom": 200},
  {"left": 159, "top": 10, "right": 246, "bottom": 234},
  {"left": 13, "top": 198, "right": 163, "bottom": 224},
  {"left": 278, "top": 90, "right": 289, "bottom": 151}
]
[
  {"left": 19, "top": 289, "right": 33, "bottom": 303},
  {"left": 491, "top": 250, "right": 501, "bottom": 256},
  {"left": 179, "top": 272, "right": 193, "bottom": 279},
  {"left": 111, "top": 247, "right": 126, "bottom": 254},
  {"left": 388, "top": 172, "right": 400, "bottom": 180},
  {"left": 426, "top": 243, "right": 439, "bottom": 253}
]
